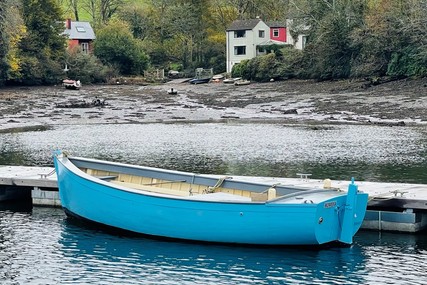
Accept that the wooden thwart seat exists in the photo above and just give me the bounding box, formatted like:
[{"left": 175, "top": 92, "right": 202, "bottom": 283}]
[
  {"left": 109, "top": 179, "right": 277, "bottom": 201},
  {"left": 96, "top": 175, "right": 118, "bottom": 181},
  {"left": 250, "top": 187, "right": 277, "bottom": 201}
]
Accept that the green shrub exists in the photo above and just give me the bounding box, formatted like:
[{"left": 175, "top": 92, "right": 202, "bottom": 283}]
[{"left": 65, "top": 51, "right": 112, "bottom": 83}]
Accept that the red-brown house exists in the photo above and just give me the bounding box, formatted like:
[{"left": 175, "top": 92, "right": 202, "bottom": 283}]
[
  {"left": 63, "top": 19, "right": 96, "bottom": 54},
  {"left": 267, "top": 21, "right": 287, "bottom": 43}
]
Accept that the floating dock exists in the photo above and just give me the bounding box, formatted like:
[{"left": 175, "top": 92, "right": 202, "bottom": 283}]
[{"left": 1, "top": 166, "right": 426, "bottom": 232}]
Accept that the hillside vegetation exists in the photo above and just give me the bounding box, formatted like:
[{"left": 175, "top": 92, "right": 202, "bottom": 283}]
[{"left": 1, "top": 0, "right": 426, "bottom": 86}]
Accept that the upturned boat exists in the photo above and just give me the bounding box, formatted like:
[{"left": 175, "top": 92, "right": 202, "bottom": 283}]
[{"left": 53, "top": 151, "right": 368, "bottom": 246}]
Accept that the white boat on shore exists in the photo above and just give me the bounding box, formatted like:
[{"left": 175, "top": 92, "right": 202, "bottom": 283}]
[
  {"left": 234, "top": 79, "right": 251, "bottom": 86},
  {"left": 63, "top": 79, "right": 81, "bottom": 90},
  {"left": 223, "top": 77, "right": 241, "bottom": 84}
]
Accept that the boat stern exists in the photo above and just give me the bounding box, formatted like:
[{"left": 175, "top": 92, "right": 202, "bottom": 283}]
[
  {"left": 314, "top": 179, "right": 368, "bottom": 245},
  {"left": 338, "top": 179, "right": 368, "bottom": 244}
]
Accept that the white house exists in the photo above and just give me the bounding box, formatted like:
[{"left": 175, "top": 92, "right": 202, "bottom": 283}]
[
  {"left": 226, "top": 18, "right": 270, "bottom": 73},
  {"left": 284, "top": 19, "right": 308, "bottom": 50},
  {"left": 226, "top": 18, "right": 306, "bottom": 73}
]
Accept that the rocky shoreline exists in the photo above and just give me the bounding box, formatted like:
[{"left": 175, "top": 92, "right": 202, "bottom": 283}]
[{"left": 1, "top": 77, "right": 427, "bottom": 132}]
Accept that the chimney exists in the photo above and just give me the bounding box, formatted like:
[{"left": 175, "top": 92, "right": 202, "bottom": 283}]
[{"left": 66, "top": 18, "right": 72, "bottom": 29}]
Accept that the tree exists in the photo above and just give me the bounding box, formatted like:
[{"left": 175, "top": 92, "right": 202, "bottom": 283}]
[
  {"left": 65, "top": 49, "right": 111, "bottom": 83},
  {"left": 68, "top": 0, "right": 80, "bottom": 21},
  {"left": 11, "top": 0, "right": 66, "bottom": 85},
  {"left": 0, "top": 1, "right": 27, "bottom": 85},
  {"left": 81, "top": 0, "right": 125, "bottom": 27},
  {"left": 94, "top": 19, "right": 149, "bottom": 75},
  {"left": 288, "top": 0, "right": 367, "bottom": 79},
  {"left": 386, "top": 0, "right": 427, "bottom": 77},
  {"left": 0, "top": 0, "right": 12, "bottom": 85},
  {"left": 118, "top": 4, "right": 151, "bottom": 40}
]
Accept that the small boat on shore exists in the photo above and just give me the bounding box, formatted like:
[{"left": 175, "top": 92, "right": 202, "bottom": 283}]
[
  {"left": 223, "top": 77, "right": 240, "bottom": 84},
  {"left": 189, "top": 77, "right": 211, "bottom": 84},
  {"left": 212, "top": 74, "right": 224, "bottom": 83},
  {"left": 63, "top": 79, "right": 81, "bottom": 90},
  {"left": 234, "top": 79, "right": 251, "bottom": 86},
  {"left": 167, "top": 88, "right": 177, "bottom": 95},
  {"left": 53, "top": 151, "right": 368, "bottom": 246}
]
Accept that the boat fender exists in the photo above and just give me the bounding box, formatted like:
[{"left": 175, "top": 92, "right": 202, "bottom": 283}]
[
  {"left": 323, "top": 179, "right": 332, "bottom": 189},
  {"left": 267, "top": 188, "right": 276, "bottom": 200}
]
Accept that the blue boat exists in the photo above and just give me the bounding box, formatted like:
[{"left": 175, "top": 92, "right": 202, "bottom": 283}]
[{"left": 53, "top": 151, "right": 368, "bottom": 246}]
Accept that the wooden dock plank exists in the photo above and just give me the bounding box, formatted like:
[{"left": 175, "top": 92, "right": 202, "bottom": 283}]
[
  {"left": 215, "top": 175, "right": 427, "bottom": 210},
  {"left": 1, "top": 165, "right": 427, "bottom": 232},
  {"left": 0, "top": 166, "right": 57, "bottom": 188},
  {"left": 1, "top": 166, "right": 427, "bottom": 208}
]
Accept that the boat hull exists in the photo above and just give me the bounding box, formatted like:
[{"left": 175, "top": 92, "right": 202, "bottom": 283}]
[
  {"left": 63, "top": 79, "right": 81, "bottom": 90},
  {"left": 54, "top": 155, "right": 368, "bottom": 245},
  {"left": 189, "top": 78, "right": 211, "bottom": 84}
]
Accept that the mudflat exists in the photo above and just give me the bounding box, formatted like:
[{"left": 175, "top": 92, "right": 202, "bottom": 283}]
[{"left": 1, "top": 77, "right": 426, "bottom": 131}]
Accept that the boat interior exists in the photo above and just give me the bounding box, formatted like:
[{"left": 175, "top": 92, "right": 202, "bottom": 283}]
[{"left": 83, "top": 167, "right": 279, "bottom": 202}]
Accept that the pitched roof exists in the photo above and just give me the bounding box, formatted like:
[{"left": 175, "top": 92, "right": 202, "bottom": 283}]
[
  {"left": 226, "top": 19, "right": 263, "bottom": 31},
  {"left": 63, "top": 21, "right": 96, "bottom": 40},
  {"left": 258, "top": 39, "right": 287, "bottom": 46},
  {"left": 266, "top": 21, "right": 286, "bottom": 28}
]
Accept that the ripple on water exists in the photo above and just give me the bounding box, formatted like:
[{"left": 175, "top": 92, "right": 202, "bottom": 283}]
[
  {"left": 1, "top": 123, "right": 427, "bottom": 182},
  {"left": 1, "top": 207, "right": 427, "bottom": 284}
]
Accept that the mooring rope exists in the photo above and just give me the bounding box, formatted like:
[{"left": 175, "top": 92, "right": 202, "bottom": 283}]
[
  {"left": 368, "top": 190, "right": 408, "bottom": 201},
  {"left": 204, "top": 176, "right": 230, "bottom": 194},
  {"left": 39, "top": 168, "right": 56, "bottom": 179}
]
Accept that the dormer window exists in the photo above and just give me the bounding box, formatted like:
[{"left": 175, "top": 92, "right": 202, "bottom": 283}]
[
  {"left": 234, "top": 30, "right": 245, "bottom": 38},
  {"left": 273, "top": 29, "right": 279, "bottom": 37},
  {"left": 76, "top": 26, "right": 86, "bottom": 33}
]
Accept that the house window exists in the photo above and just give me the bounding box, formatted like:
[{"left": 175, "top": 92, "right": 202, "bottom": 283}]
[
  {"left": 234, "top": 46, "right": 246, "bottom": 55},
  {"left": 273, "top": 29, "right": 279, "bottom": 37},
  {"left": 234, "top": 30, "right": 245, "bottom": 38},
  {"left": 302, "top": 35, "right": 307, "bottom": 49},
  {"left": 259, "top": 30, "right": 265, "bottom": 38},
  {"left": 81, "top": 42, "right": 89, "bottom": 54}
]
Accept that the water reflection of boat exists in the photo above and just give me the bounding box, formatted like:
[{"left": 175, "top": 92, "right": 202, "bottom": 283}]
[
  {"left": 59, "top": 219, "right": 368, "bottom": 284},
  {"left": 53, "top": 151, "right": 368, "bottom": 246}
]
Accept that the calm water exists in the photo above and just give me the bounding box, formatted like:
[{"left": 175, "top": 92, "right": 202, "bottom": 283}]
[
  {"left": 1, "top": 123, "right": 427, "bottom": 183},
  {"left": 1, "top": 123, "right": 427, "bottom": 284},
  {"left": 0, "top": 205, "right": 426, "bottom": 285}
]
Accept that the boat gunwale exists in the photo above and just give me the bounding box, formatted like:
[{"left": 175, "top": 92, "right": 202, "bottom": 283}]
[
  {"left": 58, "top": 156, "right": 264, "bottom": 204},
  {"left": 67, "top": 156, "right": 317, "bottom": 195},
  {"left": 57, "top": 156, "right": 344, "bottom": 206}
]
